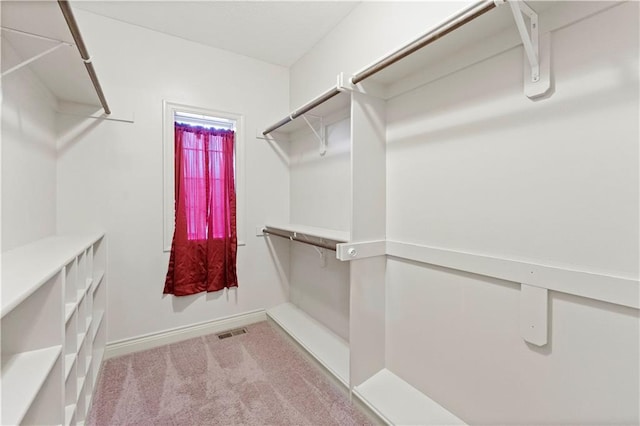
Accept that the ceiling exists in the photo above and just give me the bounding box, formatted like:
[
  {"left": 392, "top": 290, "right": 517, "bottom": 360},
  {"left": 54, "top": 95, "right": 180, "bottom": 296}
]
[{"left": 71, "top": 1, "right": 360, "bottom": 67}]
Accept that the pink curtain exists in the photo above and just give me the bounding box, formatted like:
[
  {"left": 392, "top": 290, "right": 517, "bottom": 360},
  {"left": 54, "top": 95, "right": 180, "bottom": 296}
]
[{"left": 164, "top": 123, "right": 238, "bottom": 296}]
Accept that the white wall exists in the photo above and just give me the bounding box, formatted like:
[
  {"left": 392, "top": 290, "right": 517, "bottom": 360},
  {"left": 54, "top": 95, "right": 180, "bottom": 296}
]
[
  {"left": 1, "top": 41, "right": 58, "bottom": 251},
  {"left": 385, "top": 4, "right": 639, "bottom": 422},
  {"left": 291, "top": 0, "right": 639, "bottom": 424},
  {"left": 290, "top": 1, "right": 474, "bottom": 106},
  {"left": 56, "top": 11, "right": 291, "bottom": 342},
  {"left": 288, "top": 115, "right": 351, "bottom": 340}
]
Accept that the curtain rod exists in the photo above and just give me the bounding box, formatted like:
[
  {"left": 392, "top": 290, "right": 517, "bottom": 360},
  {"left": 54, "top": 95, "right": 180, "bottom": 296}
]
[
  {"left": 262, "top": 86, "right": 341, "bottom": 135},
  {"left": 262, "top": 227, "right": 338, "bottom": 251},
  {"left": 351, "top": 0, "right": 500, "bottom": 85},
  {"left": 58, "top": 0, "right": 111, "bottom": 115}
]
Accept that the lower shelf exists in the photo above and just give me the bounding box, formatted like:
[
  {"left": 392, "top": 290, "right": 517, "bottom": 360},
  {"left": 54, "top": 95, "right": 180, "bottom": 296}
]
[
  {"left": 266, "top": 303, "right": 349, "bottom": 387},
  {"left": 1, "top": 346, "right": 62, "bottom": 425},
  {"left": 353, "top": 369, "right": 466, "bottom": 425}
]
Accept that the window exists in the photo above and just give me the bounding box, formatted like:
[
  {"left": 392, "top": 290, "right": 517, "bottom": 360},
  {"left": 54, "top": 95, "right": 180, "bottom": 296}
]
[{"left": 163, "top": 101, "right": 244, "bottom": 251}]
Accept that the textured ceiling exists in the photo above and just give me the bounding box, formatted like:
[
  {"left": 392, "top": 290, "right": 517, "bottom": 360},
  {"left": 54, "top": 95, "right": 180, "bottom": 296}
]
[{"left": 72, "top": 1, "right": 360, "bottom": 67}]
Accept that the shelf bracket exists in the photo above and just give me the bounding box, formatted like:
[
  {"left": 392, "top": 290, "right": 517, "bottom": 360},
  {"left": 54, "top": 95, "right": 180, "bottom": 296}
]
[
  {"left": 508, "top": 0, "right": 551, "bottom": 99},
  {"left": 1, "top": 42, "right": 68, "bottom": 77},
  {"left": 301, "top": 114, "right": 326, "bottom": 156},
  {"left": 520, "top": 284, "right": 548, "bottom": 346}
]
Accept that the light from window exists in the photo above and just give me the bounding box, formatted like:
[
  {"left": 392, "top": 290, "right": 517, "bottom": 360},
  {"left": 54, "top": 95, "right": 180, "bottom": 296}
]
[{"left": 174, "top": 113, "right": 236, "bottom": 241}]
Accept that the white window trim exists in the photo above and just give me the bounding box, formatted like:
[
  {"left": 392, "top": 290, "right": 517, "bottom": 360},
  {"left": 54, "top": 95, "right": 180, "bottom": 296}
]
[{"left": 163, "top": 100, "right": 246, "bottom": 252}]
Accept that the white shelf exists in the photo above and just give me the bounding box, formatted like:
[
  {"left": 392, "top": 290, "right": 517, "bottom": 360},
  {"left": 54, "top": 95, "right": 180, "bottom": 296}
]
[
  {"left": 94, "top": 271, "right": 105, "bottom": 291},
  {"left": 64, "top": 353, "right": 76, "bottom": 380},
  {"left": 1, "top": 233, "right": 104, "bottom": 317},
  {"left": 65, "top": 303, "right": 75, "bottom": 323},
  {"left": 356, "top": 1, "right": 619, "bottom": 100},
  {"left": 1, "top": 346, "right": 62, "bottom": 425},
  {"left": 77, "top": 375, "right": 85, "bottom": 399},
  {"left": 1, "top": 1, "right": 104, "bottom": 107},
  {"left": 65, "top": 404, "right": 76, "bottom": 426},
  {"left": 77, "top": 289, "right": 86, "bottom": 304},
  {"left": 267, "top": 303, "right": 349, "bottom": 386},
  {"left": 264, "top": 223, "right": 349, "bottom": 243},
  {"left": 92, "top": 310, "right": 105, "bottom": 342},
  {"left": 354, "top": 369, "right": 466, "bottom": 426},
  {"left": 78, "top": 331, "right": 87, "bottom": 350}
]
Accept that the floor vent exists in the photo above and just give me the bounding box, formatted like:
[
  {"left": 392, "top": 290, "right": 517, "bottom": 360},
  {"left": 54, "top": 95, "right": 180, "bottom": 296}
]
[{"left": 217, "top": 327, "right": 248, "bottom": 340}]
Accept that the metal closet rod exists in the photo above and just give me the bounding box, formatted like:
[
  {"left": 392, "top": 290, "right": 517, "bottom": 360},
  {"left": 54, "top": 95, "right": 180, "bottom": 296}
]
[
  {"left": 351, "top": 0, "right": 499, "bottom": 84},
  {"left": 262, "top": 86, "right": 341, "bottom": 135},
  {"left": 262, "top": 227, "right": 338, "bottom": 251},
  {"left": 58, "top": 0, "right": 111, "bottom": 115}
]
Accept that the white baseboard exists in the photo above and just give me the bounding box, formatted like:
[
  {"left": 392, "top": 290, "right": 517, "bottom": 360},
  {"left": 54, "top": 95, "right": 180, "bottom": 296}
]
[{"left": 104, "top": 309, "right": 266, "bottom": 359}]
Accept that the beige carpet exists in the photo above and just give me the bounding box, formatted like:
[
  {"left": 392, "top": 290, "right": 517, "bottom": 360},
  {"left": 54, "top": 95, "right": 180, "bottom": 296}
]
[{"left": 88, "top": 321, "right": 373, "bottom": 425}]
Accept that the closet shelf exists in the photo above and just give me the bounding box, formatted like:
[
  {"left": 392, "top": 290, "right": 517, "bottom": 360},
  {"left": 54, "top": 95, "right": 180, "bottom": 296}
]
[
  {"left": 264, "top": 223, "right": 349, "bottom": 243},
  {"left": 262, "top": 85, "right": 350, "bottom": 135},
  {"left": 351, "top": 0, "right": 619, "bottom": 99},
  {"left": 1, "top": 232, "right": 105, "bottom": 318},
  {"left": 64, "top": 353, "right": 76, "bottom": 380},
  {"left": 353, "top": 369, "right": 466, "bottom": 425},
  {"left": 64, "top": 404, "right": 76, "bottom": 426},
  {"left": 92, "top": 310, "right": 105, "bottom": 342},
  {"left": 1, "top": 1, "right": 110, "bottom": 112},
  {"left": 267, "top": 303, "right": 349, "bottom": 387},
  {"left": 1, "top": 346, "right": 62, "bottom": 426}
]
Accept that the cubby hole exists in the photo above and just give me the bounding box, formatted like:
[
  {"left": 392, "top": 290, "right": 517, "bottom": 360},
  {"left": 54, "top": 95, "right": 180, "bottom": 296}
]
[
  {"left": 92, "top": 318, "right": 106, "bottom": 385},
  {"left": 78, "top": 252, "right": 87, "bottom": 294},
  {"left": 2, "top": 273, "right": 63, "bottom": 355},
  {"left": 64, "top": 260, "right": 77, "bottom": 305},
  {"left": 93, "top": 237, "right": 106, "bottom": 281},
  {"left": 20, "top": 356, "right": 64, "bottom": 425},
  {"left": 64, "top": 361, "right": 77, "bottom": 425},
  {"left": 64, "top": 314, "right": 77, "bottom": 380}
]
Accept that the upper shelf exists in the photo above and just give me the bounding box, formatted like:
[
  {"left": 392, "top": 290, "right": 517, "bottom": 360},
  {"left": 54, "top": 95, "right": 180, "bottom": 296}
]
[
  {"left": 1, "top": 1, "right": 109, "bottom": 111},
  {"left": 1, "top": 233, "right": 104, "bottom": 318},
  {"left": 352, "top": 0, "right": 623, "bottom": 99}
]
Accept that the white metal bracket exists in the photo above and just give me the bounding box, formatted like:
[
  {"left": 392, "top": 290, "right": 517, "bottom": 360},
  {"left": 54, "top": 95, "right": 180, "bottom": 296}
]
[
  {"left": 508, "top": 0, "right": 551, "bottom": 99},
  {"left": 301, "top": 114, "right": 326, "bottom": 156}
]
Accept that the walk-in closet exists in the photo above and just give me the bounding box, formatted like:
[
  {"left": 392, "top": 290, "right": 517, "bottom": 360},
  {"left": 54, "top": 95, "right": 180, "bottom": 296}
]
[{"left": 2, "top": 0, "right": 638, "bottom": 425}]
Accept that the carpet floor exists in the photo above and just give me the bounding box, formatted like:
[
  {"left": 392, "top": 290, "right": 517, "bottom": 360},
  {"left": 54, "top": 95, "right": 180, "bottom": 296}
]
[{"left": 87, "top": 321, "right": 373, "bottom": 425}]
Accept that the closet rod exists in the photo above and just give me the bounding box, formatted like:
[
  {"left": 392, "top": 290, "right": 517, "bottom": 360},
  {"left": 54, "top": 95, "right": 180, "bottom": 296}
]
[
  {"left": 263, "top": 227, "right": 338, "bottom": 251},
  {"left": 351, "top": 0, "right": 499, "bottom": 84},
  {"left": 58, "top": 0, "right": 111, "bottom": 115},
  {"left": 262, "top": 86, "right": 341, "bottom": 135}
]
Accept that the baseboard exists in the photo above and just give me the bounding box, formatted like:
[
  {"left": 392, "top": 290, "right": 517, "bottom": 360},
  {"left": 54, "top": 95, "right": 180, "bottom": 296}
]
[{"left": 104, "top": 309, "right": 266, "bottom": 359}]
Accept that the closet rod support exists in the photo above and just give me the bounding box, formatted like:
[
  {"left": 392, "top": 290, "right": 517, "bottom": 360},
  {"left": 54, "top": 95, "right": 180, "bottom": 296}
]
[
  {"left": 301, "top": 114, "right": 326, "bottom": 156},
  {"left": 508, "top": 0, "right": 539, "bottom": 82},
  {"left": 1, "top": 43, "right": 67, "bottom": 77}
]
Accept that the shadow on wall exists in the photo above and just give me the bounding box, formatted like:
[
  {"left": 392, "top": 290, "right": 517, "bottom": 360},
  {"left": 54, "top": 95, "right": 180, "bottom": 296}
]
[{"left": 57, "top": 103, "right": 105, "bottom": 155}]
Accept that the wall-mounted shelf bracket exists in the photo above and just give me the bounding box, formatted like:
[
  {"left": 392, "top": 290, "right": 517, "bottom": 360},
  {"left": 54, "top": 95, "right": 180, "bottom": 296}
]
[
  {"left": 336, "top": 240, "right": 386, "bottom": 261},
  {"left": 508, "top": 0, "right": 551, "bottom": 99},
  {"left": 520, "top": 284, "right": 548, "bottom": 346},
  {"left": 301, "top": 114, "right": 326, "bottom": 156}
]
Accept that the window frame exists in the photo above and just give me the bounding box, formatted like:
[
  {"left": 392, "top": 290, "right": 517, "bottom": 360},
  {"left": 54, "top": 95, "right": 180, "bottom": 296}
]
[{"left": 163, "top": 100, "right": 245, "bottom": 252}]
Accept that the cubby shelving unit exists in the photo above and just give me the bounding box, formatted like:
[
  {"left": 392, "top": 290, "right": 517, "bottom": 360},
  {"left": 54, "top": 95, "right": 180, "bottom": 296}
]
[
  {"left": 1, "top": 233, "right": 107, "bottom": 425},
  {"left": 260, "top": 1, "right": 638, "bottom": 425}
]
